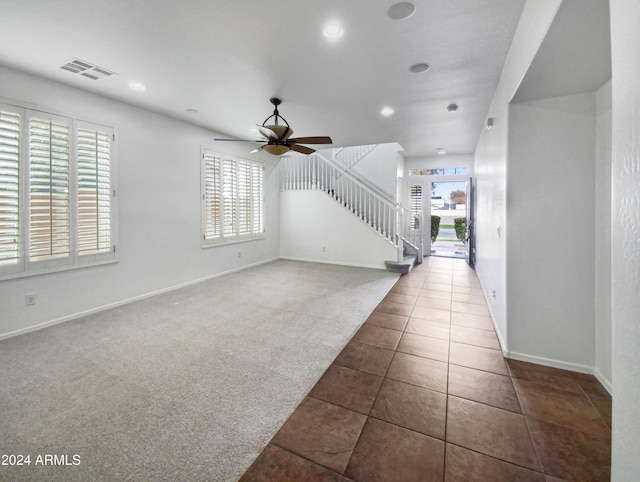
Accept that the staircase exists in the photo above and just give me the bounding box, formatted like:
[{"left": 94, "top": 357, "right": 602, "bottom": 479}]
[
  {"left": 279, "top": 148, "right": 425, "bottom": 273},
  {"left": 385, "top": 236, "right": 421, "bottom": 274}
]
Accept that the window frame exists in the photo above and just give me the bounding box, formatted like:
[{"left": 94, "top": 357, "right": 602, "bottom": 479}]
[
  {"left": 201, "top": 149, "right": 265, "bottom": 248},
  {"left": 0, "top": 101, "right": 118, "bottom": 281}
]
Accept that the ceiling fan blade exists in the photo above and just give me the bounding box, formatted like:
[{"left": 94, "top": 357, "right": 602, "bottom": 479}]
[
  {"left": 257, "top": 125, "right": 277, "bottom": 140},
  {"left": 289, "top": 136, "right": 333, "bottom": 145},
  {"left": 250, "top": 146, "right": 263, "bottom": 154},
  {"left": 289, "top": 144, "right": 315, "bottom": 155},
  {"left": 214, "top": 138, "right": 264, "bottom": 142}
]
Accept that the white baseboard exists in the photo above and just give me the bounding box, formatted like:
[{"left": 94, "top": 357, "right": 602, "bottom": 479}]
[
  {"left": 0, "top": 257, "right": 279, "bottom": 341},
  {"left": 505, "top": 350, "right": 592, "bottom": 374},
  {"left": 474, "top": 279, "right": 612, "bottom": 395},
  {"left": 278, "top": 256, "right": 388, "bottom": 271},
  {"left": 476, "top": 283, "right": 508, "bottom": 355},
  {"left": 506, "top": 351, "right": 613, "bottom": 395},
  {"left": 593, "top": 368, "right": 613, "bottom": 395}
]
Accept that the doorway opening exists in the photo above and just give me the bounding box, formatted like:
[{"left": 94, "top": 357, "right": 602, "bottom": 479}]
[{"left": 430, "top": 180, "right": 467, "bottom": 259}]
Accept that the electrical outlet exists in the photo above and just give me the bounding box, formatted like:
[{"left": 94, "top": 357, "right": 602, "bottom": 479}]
[
  {"left": 492, "top": 290, "right": 496, "bottom": 300},
  {"left": 322, "top": 246, "right": 326, "bottom": 252},
  {"left": 25, "top": 292, "right": 36, "bottom": 306},
  {"left": 237, "top": 251, "right": 242, "bottom": 258}
]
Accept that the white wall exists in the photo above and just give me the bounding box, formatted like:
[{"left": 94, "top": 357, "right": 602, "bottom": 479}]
[
  {"left": 317, "top": 143, "right": 402, "bottom": 199},
  {"left": 594, "top": 80, "right": 612, "bottom": 386},
  {"left": 0, "top": 66, "right": 280, "bottom": 338},
  {"left": 349, "top": 143, "right": 402, "bottom": 198},
  {"left": 279, "top": 190, "right": 397, "bottom": 269},
  {"left": 610, "top": 0, "right": 640, "bottom": 477},
  {"left": 507, "top": 92, "right": 596, "bottom": 371},
  {"left": 474, "top": 0, "right": 563, "bottom": 348}
]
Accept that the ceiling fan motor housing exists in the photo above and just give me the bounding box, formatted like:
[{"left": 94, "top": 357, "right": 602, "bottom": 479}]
[{"left": 264, "top": 124, "right": 293, "bottom": 140}]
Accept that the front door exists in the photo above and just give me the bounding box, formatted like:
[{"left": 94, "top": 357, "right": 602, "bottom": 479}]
[{"left": 465, "top": 177, "right": 475, "bottom": 267}]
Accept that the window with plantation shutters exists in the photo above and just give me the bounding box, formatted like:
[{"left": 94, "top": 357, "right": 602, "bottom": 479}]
[
  {"left": 202, "top": 150, "right": 264, "bottom": 246},
  {"left": 0, "top": 109, "right": 21, "bottom": 267},
  {"left": 222, "top": 158, "right": 237, "bottom": 237},
  {"left": 0, "top": 102, "right": 117, "bottom": 280},
  {"left": 250, "top": 162, "right": 264, "bottom": 234},
  {"left": 203, "top": 153, "right": 222, "bottom": 239},
  {"left": 76, "top": 124, "right": 112, "bottom": 256},
  {"left": 28, "top": 115, "right": 71, "bottom": 262},
  {"left": 410, "top": 185, "right": 422, "bottom": 230}
]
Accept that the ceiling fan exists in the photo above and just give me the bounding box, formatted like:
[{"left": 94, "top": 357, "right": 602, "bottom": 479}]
[{"left": 214, "top": 97, "right": 333, "bottom": 155}]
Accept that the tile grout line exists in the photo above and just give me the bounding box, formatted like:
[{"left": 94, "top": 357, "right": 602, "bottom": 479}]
[
  {"left": 239, "top": 259, "right": 610, "bottom": 481},
  {"left": 342, "top": 266, "right": 428, "bottom": 480},
  {"left": 442, "top": 265, "right": 453, "bottom": 481}
]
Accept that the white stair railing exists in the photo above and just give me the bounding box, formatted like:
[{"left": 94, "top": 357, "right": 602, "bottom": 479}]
[
  {"left": 332, "top": 144, "right": 378, "bottom": 170},
  {"left": 398, "top": 204, "right": 424, "bottom": 261},
  {"left": 280, "top": 153, "right": 399, "bottom": 247}
]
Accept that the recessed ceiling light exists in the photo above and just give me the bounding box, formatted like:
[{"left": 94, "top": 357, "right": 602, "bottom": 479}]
[
  {"left": 323, "top": 24, "right": 344, "bottom": 39},
  {"left": 409, "top": 62, "right": 430, "bottom": 73},
  {"left": 388, "top": 2, "right": 416, "bottom": 20},
  {"left": 128, "top": 81, "right": 146, "bottom": 92},
  {"left": 380, "top": 106, "right": 395, "bottom": 117},
  {"left": 436, "top": 148, "right": 446, "bottom": 155}
]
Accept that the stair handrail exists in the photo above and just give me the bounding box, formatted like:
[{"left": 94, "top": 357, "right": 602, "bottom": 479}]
[
  {"left": 328, "top": 146, "right": 396, "bottom": 205},
  {"left": 281, "top": 152, "right": 398, "bottom": 211},
  {"left": 279, "top": 153, "right": 400, "bottom": 246},
  {"left": 332, "top": 144, "right": 378, "bottom": 168}
]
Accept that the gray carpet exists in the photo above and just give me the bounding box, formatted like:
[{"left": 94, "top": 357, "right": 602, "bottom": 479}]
[{"left": 0, "top": 260, "right": 398, "bottom": 481}]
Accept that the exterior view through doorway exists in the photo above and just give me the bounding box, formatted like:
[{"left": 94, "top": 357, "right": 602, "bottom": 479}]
[
  {"left": 408, "top": 167, "right": 474, "bottom": 266},
  {"left": 430, "top": 180, "right": 467, "bottom": 259}
]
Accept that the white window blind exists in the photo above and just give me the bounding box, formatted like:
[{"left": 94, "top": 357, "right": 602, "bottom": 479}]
[
  {"left": 237, "top": 160, "right": 251, "bottom": 235},
  {"left": 0, "top": 102, "right": 116, "bottom": 280},
  {"left": 410, "top": 185, "right": 422, "bottom": 230},
  {"left": 28, "top": 115, "right": 71, "bottom": 262},
  {"left": 202, "top": 151, "right": 264, "bottom": 246},
  {"left": 222, "top": 158, "right": 237, "bottom": 237},
  {"left": 0, "top": 109, "right": 21, "bottom": 265},
  {"left": 251, "top": 162, "right": 264, "bottom": 234},
  {"left": 77, "top": 125, "right": 111, "bottom": 256},
  {"left": 203, "top": 153, "right": 221, "bottom": 239}
]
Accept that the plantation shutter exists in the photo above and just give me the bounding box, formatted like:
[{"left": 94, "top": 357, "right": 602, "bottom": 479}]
[
  {"left": 0, "top": 109, "right": 21, "bottom": 265},
  {"left": 237, "top": 160, "right": 251, "bottom": 235},
  {"left": 28, "top": 115, "right": 71, "bottom": 261},
  {"left": 202, "top": 150, "right": 264, "bottom": 245},
  {"left": 251, "top": 163, "right": 264, "bottom": 234},
  {"left": 77, "top": 125, "right": 112, "bottom": 256},
  {"left": 203, "top": 153, "right": 222, "bottom": 239},
  {"left": 410, "top": 185, "right": 422, "bottom": 230},
  {"left": 222, "top": 158, "right": 237, "bottom": 237}
]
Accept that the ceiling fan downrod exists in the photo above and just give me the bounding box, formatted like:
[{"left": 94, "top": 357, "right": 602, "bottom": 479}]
[{"left": 262, "top": 97, "right": 289, "bottom": 128}]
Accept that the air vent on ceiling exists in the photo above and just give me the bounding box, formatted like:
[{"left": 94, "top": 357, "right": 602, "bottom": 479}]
[{"left": 59, "top": 58, "right": 117, "bottom": 80}]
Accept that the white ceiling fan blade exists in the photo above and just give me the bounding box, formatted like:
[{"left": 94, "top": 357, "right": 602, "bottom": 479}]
[{"left": 257, "top": 125, "right": 277, "bottom": 140}]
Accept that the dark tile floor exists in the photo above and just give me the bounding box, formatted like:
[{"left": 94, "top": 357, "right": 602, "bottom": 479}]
[{"left": 239, "top": 257, "right": 611, "bottom": 481}]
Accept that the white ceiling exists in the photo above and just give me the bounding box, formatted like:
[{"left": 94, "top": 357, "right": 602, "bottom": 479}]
[{"left": 0, "top": 0, "right": 527, "bottom": 158}]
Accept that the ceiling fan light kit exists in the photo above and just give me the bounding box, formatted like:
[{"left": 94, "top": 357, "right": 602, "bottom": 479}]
[
  {"left": 214, "top": 97, "right": 332, "bottom": 156},
  {"left": 262, "top": 144, "right": 291, "bottom": 156}
]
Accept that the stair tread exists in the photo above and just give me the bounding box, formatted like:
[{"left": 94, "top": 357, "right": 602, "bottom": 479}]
[{"left": 385, "top": 255, "right": 417, "bottom": 275}]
